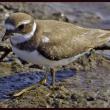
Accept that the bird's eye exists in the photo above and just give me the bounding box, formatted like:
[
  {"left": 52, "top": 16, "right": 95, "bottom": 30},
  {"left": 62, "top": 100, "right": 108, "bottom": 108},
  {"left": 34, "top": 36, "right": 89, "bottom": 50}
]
[{"left": 17, "top": 24, "right": 24, "bottom": 30}]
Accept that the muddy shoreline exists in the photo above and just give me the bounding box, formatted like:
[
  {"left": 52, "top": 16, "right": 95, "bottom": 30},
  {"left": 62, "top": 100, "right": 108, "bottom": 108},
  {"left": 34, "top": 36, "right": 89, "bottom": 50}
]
[{"left": 0, "top": 2, "right": 110, "bottom": 108}]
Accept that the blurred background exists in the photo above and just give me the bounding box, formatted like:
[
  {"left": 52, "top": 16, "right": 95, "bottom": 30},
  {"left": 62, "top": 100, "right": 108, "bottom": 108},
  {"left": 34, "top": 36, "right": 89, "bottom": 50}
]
[{"left": 1, "top": 2, "right": 110, "bottom": 29}]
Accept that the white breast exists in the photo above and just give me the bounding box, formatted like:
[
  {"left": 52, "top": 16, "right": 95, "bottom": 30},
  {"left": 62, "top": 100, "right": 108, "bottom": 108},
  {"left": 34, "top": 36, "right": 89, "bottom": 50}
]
[
  {"left": 12, "top": 46, "right": 89, "bottom": 68},
  {"left": 12, "top": 46, "right": 53, "bottom": 67}
]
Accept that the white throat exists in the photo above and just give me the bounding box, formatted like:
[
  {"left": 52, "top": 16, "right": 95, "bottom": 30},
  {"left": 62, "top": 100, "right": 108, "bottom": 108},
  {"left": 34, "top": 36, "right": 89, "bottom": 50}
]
[{"left": 11, "top": 21, "right": 36, "bottom": 45}]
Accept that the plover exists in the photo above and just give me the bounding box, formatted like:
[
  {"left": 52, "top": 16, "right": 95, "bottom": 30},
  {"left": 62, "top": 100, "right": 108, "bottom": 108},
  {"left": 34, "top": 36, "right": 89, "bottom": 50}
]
[{"left": 2, "top": 12, "right": 110, "bottom": 87}]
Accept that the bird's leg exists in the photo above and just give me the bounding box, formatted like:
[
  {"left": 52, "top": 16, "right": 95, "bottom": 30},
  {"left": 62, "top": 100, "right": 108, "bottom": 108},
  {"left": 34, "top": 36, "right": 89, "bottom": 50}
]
[
  {"left": 50, "top": 68, "right": 56, "bottom": 87},
  {"left": 44, "top": 67, "right": 49, "bottom": 84},
  {"left": 40, "top": 67, "right": 56, "bottom": 87},
  {"left": 38, "top": 66, "right": 49, "bottom": 85},
  {"left": 49, "top": 68, "right": 60, "bottom": 96},
  {"left": 44, "top": 70, "right": 48, "bottom": 85}
]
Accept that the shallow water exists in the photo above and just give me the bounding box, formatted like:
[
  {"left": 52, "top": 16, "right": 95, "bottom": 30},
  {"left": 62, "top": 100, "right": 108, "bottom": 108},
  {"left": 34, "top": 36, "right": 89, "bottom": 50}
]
[{"left": 0, "top": 69, "right": 76, "bottom": 100}]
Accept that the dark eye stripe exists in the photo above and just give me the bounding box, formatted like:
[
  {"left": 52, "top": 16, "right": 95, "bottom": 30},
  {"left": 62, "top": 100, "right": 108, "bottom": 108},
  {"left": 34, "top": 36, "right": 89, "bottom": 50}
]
[{"left": 18, "top": 24, "right": 25, "bottom": 30}]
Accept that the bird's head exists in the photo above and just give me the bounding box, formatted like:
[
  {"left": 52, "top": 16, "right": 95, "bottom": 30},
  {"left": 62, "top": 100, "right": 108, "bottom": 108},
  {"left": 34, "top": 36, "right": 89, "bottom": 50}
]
[{"left": 2, "top": 12, "right": 37, "bottom": 44}]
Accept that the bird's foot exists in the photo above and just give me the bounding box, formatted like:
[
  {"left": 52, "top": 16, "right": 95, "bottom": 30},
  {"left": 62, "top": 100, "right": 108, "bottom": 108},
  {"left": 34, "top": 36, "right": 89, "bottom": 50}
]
[{"left": 38, "top": 78, "right": 48, "bottom": 86}]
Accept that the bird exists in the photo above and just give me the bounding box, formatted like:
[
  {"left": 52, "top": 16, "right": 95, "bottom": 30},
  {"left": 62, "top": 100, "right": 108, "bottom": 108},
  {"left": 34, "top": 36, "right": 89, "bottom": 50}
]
[{"left": 2, "top": 12, "right": 110, "bottom": 87}]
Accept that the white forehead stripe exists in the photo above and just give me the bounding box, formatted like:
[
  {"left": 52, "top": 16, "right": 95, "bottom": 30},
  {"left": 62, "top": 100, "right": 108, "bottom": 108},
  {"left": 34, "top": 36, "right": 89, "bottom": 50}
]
[
  {"left": 42, "top": 36, "right": 50, "bottom": 43},
  {"left": 17, "top": 20, "right": 31, "bottom": 27}
]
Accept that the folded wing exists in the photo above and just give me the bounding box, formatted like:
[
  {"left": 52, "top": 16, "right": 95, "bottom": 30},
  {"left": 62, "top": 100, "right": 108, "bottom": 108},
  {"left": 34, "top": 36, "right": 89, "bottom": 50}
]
[{"left": 37, "top": 20, "right": 110, "bottom": 60}]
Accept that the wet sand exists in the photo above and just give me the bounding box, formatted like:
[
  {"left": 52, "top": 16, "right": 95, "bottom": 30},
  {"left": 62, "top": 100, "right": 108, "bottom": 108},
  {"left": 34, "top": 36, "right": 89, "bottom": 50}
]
[{"left": 0, "top": 2, "right": 110, "bottom": 108}]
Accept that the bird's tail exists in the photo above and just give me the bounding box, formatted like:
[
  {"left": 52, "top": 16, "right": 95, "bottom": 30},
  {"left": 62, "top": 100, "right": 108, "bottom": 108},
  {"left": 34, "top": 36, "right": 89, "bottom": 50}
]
[{"left": 95, "top": 30, "right": 110, "bottom": 47}]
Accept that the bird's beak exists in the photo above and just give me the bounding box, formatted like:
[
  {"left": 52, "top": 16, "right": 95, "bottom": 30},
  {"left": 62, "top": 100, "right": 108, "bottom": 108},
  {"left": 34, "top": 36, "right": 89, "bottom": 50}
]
[{"left": 2, "top": 30, "right": 12, "bottom": 41}]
